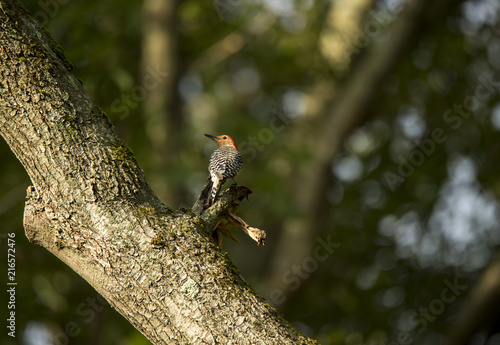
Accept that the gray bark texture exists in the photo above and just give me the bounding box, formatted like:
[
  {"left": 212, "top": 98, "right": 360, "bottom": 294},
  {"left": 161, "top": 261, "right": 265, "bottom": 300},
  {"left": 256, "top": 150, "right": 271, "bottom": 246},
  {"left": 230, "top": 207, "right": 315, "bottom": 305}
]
[{"left": 0, "top": 1, "right": 316, "bottom": 344}]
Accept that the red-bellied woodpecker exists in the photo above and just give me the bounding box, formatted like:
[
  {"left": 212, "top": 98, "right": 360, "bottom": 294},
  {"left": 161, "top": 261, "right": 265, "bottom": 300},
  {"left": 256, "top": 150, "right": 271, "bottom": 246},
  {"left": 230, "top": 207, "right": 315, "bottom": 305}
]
[{"left": 201, "top": 134, "right": 243, "bottom": 209}]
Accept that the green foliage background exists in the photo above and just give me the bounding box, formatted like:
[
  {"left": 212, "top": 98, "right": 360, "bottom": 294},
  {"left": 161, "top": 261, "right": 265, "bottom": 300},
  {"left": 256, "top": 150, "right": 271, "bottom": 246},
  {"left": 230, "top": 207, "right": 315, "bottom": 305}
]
[{"left": 1, "top": 0, "right": 500, "bottom": 344}]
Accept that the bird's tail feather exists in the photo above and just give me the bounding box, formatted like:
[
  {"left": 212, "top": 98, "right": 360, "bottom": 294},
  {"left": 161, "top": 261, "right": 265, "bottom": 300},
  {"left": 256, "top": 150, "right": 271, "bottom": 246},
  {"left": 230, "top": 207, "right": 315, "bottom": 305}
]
[
  {"left": 200, "top": 179, "right": 214, "bottom": 209},
  {"left": 208, "top": 179, "right": 222, "bottom": 207}
]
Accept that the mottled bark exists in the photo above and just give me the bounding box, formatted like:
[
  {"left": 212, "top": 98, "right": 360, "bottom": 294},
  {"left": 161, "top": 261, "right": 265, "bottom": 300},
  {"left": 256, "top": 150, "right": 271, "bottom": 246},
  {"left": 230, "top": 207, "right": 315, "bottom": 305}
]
[{"left": 0, "top": 1, "right": 316, "bottom": 344}]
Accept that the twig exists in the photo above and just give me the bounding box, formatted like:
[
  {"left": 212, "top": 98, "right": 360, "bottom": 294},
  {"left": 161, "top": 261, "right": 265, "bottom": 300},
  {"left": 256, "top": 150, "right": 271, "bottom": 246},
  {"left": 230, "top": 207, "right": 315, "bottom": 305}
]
[{"left": 227, "top": 212, "right": 266, "bottom": 246}]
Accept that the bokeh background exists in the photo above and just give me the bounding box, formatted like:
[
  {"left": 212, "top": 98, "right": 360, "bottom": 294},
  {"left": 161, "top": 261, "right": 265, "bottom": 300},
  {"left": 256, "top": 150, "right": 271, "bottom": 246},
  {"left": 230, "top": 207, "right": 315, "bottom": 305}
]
[{"left": 2, "top": 0, "right": 500, "bottom": 344}]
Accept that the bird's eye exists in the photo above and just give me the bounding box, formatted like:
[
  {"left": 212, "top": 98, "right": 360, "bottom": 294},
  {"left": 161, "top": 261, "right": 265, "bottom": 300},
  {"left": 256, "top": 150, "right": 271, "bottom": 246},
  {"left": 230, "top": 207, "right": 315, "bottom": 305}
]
[{"left": 223, "top": 136, "right": 227, "bottom": 139}]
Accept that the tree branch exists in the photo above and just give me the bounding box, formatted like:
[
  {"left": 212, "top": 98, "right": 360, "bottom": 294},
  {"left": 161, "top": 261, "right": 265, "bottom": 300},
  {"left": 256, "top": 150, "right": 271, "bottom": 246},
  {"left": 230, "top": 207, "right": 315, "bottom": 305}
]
[
  {"left": 191, "top": 181, "right": 266, "bottom": 247},
  {"left": 227, "top": 211, "right": 266, "bottom": 246},
  {"left": 445, "top": 254, "right": 500, "bottom": 345},
  {"left": 0, "top": 1, "right": 314, "bottom": 343}
]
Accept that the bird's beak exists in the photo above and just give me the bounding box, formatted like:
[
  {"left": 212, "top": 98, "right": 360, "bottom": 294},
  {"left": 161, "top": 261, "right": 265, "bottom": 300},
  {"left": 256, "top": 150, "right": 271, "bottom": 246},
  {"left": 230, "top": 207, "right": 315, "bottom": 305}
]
[{"left": 204, "top": 134, "right": 219, "bottom": 141}]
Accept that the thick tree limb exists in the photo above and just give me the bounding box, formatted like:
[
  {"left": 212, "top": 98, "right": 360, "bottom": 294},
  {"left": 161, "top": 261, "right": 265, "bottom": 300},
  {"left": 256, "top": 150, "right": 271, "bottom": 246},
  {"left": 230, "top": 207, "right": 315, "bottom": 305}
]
[{"left": 0, "top": 1, "right": 314, "bottom": 344}]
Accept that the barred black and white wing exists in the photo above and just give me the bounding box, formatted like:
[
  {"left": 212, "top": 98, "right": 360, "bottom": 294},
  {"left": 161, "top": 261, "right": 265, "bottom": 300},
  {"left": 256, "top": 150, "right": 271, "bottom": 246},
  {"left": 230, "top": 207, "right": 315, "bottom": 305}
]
[{"left": 204, "top": 146, "right": 243, "bottom": 208}]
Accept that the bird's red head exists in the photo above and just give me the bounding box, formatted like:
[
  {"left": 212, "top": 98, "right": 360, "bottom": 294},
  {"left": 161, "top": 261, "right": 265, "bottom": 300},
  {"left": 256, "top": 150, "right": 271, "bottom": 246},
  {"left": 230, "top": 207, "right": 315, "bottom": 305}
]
[{"left": 205, "top": 134, "right": 238, "bottom": 150}]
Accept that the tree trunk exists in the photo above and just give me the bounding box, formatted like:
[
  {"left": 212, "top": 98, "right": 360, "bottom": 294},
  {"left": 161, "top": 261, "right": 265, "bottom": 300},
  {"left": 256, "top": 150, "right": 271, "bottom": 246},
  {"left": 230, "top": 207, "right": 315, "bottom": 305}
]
[
  {"left": 265, "top": 0, "right": 464, "bottom": 305},
  {"left": 0, "top": 1, "right": 316, "bottom": 343},
  {"left": 140, "top": 0, "right": 185, "bottom": 207}
]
